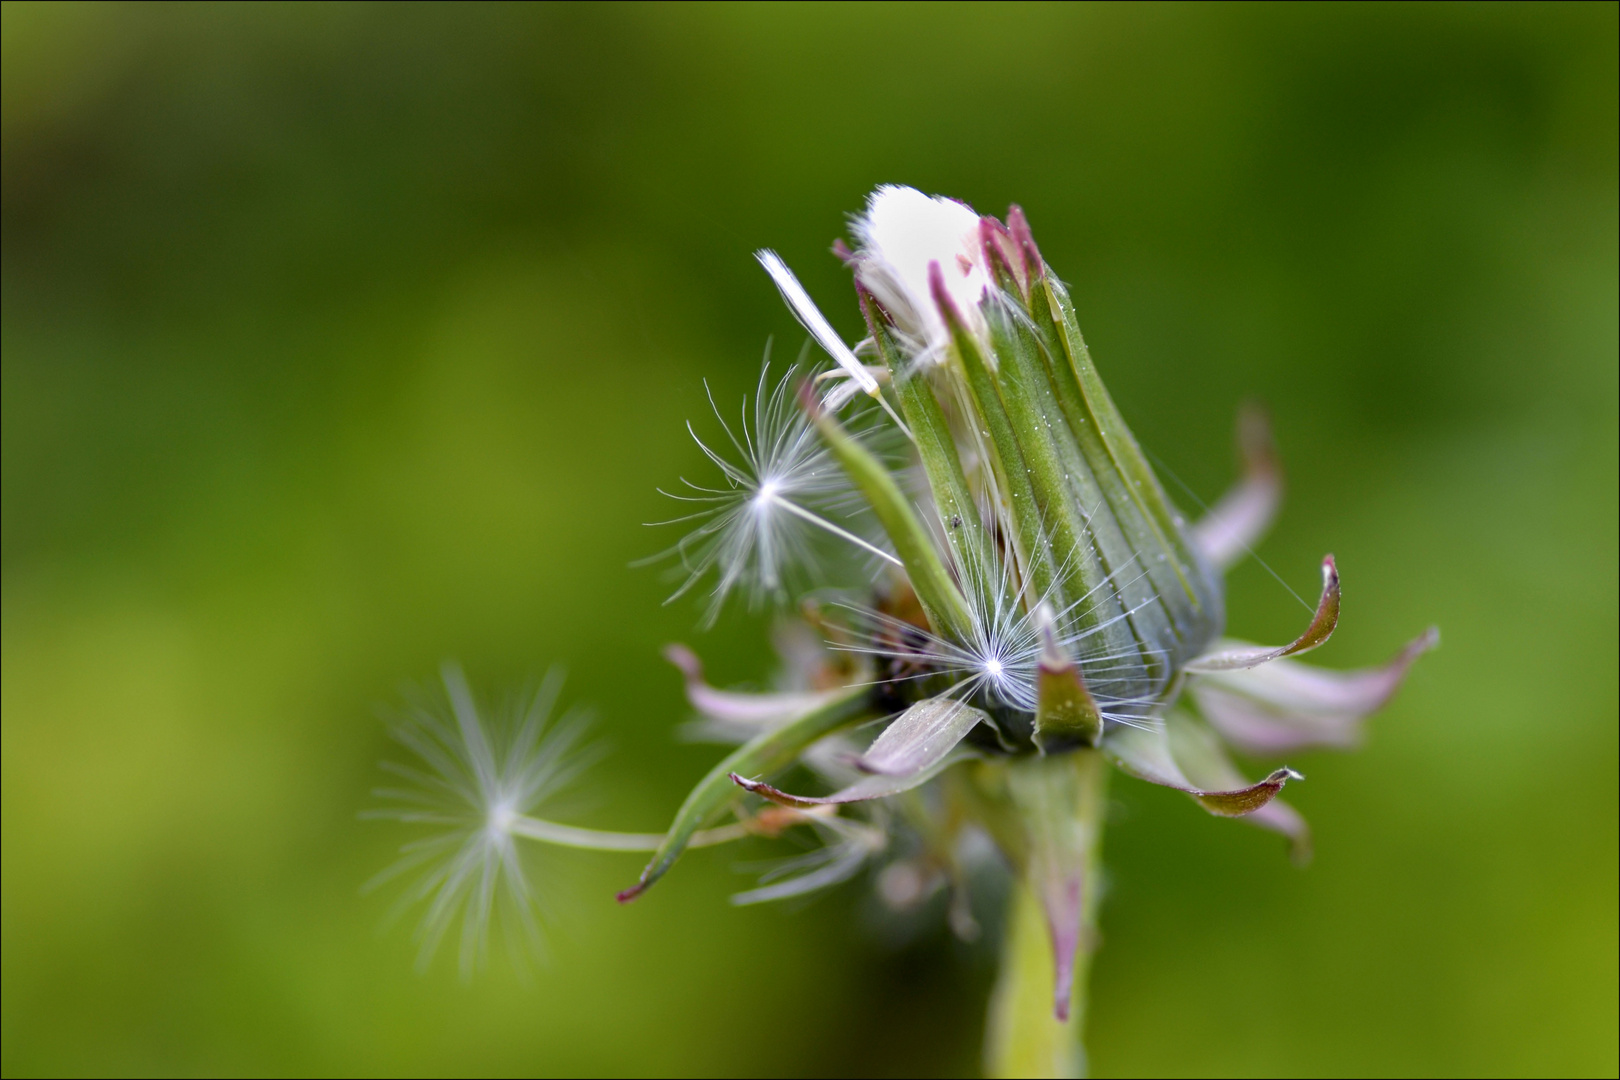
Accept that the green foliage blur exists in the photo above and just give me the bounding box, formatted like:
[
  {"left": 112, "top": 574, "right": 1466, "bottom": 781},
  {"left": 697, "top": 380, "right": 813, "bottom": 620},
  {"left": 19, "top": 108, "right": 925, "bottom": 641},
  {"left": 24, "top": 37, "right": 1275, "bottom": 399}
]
[{"left": 3, "top": 3, "right": 1615, "bottom": 1076}]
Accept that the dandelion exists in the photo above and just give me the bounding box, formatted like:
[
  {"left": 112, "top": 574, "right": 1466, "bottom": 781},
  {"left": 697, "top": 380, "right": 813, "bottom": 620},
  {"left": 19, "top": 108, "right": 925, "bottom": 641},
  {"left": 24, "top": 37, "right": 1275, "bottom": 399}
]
[{"left": 368, "top": 186, "right": 1435, "bottom": 1077}]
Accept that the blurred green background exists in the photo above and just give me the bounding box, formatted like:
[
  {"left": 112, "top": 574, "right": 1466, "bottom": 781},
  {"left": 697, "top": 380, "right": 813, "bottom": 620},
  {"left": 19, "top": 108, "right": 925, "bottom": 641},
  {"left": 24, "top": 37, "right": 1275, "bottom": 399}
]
[{"left": 2, "top": 2, "right": 1615, "bottom": 1076}]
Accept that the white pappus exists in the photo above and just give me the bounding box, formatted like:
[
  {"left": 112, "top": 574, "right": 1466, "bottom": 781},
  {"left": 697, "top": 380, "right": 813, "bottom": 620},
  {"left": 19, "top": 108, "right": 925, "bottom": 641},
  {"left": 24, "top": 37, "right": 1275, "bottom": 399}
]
[{"left": 650, "top": 360, "right": 901, "bottom": 625}]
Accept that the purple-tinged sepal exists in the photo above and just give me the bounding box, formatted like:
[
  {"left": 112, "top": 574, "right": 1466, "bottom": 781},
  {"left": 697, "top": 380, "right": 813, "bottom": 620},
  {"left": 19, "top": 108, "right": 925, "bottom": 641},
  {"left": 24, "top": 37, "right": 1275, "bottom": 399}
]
[
  {"left": 856, "top": 696, "right": 987, "bottom": 775},
  {"left": 1164, "top": 709, "right": 1311, "bottom": 861},
  {"left": 1192, "top": 404, "right": 1283, "bottom": 570},
  {"left": 1103, "top": 716, "right": 1302, "bottom": 819},
  {"left": 1190, "top": 626, "right": 1439, "bottom": 754},
  {"left": 730, "top": 695, "right": 985, "bottom": 807},
  {"left": 1185, "top": 556, "right": 1340, "bottom": 672},
  {"left": 665, "top": 644, "right": 840, "bottom": 736}
]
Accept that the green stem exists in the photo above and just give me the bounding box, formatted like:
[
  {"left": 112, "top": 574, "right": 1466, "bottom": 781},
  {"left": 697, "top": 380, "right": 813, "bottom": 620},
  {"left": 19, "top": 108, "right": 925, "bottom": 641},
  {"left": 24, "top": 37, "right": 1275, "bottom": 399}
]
[
  {"left": 508, "top": 817, "right": 751, "bottom": 852},
  {"left": 984, "top": 750, "right": 1110, "bottom": 1079}
]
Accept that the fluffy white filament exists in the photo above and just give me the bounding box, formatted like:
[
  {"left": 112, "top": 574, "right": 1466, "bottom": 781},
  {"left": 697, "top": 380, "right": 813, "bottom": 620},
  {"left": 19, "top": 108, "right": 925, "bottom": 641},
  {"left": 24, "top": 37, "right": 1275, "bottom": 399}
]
[
  {"left": 756, "top": 250, "right": 877, "bottom": 395},
  {"left": 852, "top": 184, "right": 991, "bottom": 357},
  {"left": 755, "top": 250, "right": 913, "bottom": 434},
  {"left": 365, "top": 664, "right": 595, "bottom": 975},
  {"left": 654, "top": 363, "right": 899, "bottom": 625},
  {"left": 840, "top": 542, "right": 1168, "bottom": 729}
]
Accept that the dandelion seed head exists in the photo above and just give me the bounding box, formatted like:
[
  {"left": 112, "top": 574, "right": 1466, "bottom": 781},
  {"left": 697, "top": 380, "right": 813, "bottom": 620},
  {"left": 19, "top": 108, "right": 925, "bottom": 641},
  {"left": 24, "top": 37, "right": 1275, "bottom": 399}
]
[
  {"left": 488, "top": 800, "right": 518, "bottom": 837},
  {"left": 651, "top": 361, "right": 896, "bottom": 624},
  {"left": 366, "top": 663, "right": 596, "bottom": 976}
]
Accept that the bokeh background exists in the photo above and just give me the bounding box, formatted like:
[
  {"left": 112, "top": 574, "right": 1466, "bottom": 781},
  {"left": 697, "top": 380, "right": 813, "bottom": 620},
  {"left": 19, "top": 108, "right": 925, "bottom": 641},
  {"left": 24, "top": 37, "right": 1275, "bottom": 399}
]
[{"left": 3, "top": 3, "right": 1615, "bottom": 1076}]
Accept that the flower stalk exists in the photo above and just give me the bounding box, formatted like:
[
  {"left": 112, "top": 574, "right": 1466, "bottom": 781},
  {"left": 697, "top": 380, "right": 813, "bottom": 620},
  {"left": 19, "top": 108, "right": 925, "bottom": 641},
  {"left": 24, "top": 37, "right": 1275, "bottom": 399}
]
[
  {"left": 986, "top": 748, "right": 1111, "bottom": 1074},
  {"left": 989, "top": 881, "right": 1085, "bottom": 1077}
]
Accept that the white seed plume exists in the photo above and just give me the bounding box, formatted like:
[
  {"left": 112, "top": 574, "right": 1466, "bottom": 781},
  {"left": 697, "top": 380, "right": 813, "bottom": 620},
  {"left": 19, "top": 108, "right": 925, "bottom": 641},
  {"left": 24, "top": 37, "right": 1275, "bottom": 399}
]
[
  {"left": 757, "top": 250, "right": 878, "bottom": 397},
  {"left": 756, "top": 249, "right": 913, "bottom": 433},
  {"left": 841, "top": 538, "right": 1168, "bottom": 728},
  {"left": 654, "top": 362, "right": 900, "bottom": 624},
  {"left": 365, "top": 664, "right": 595, "bottom": 975},
  {"left": 851, "top": 184, "right": 992, "bottom": 359}
]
